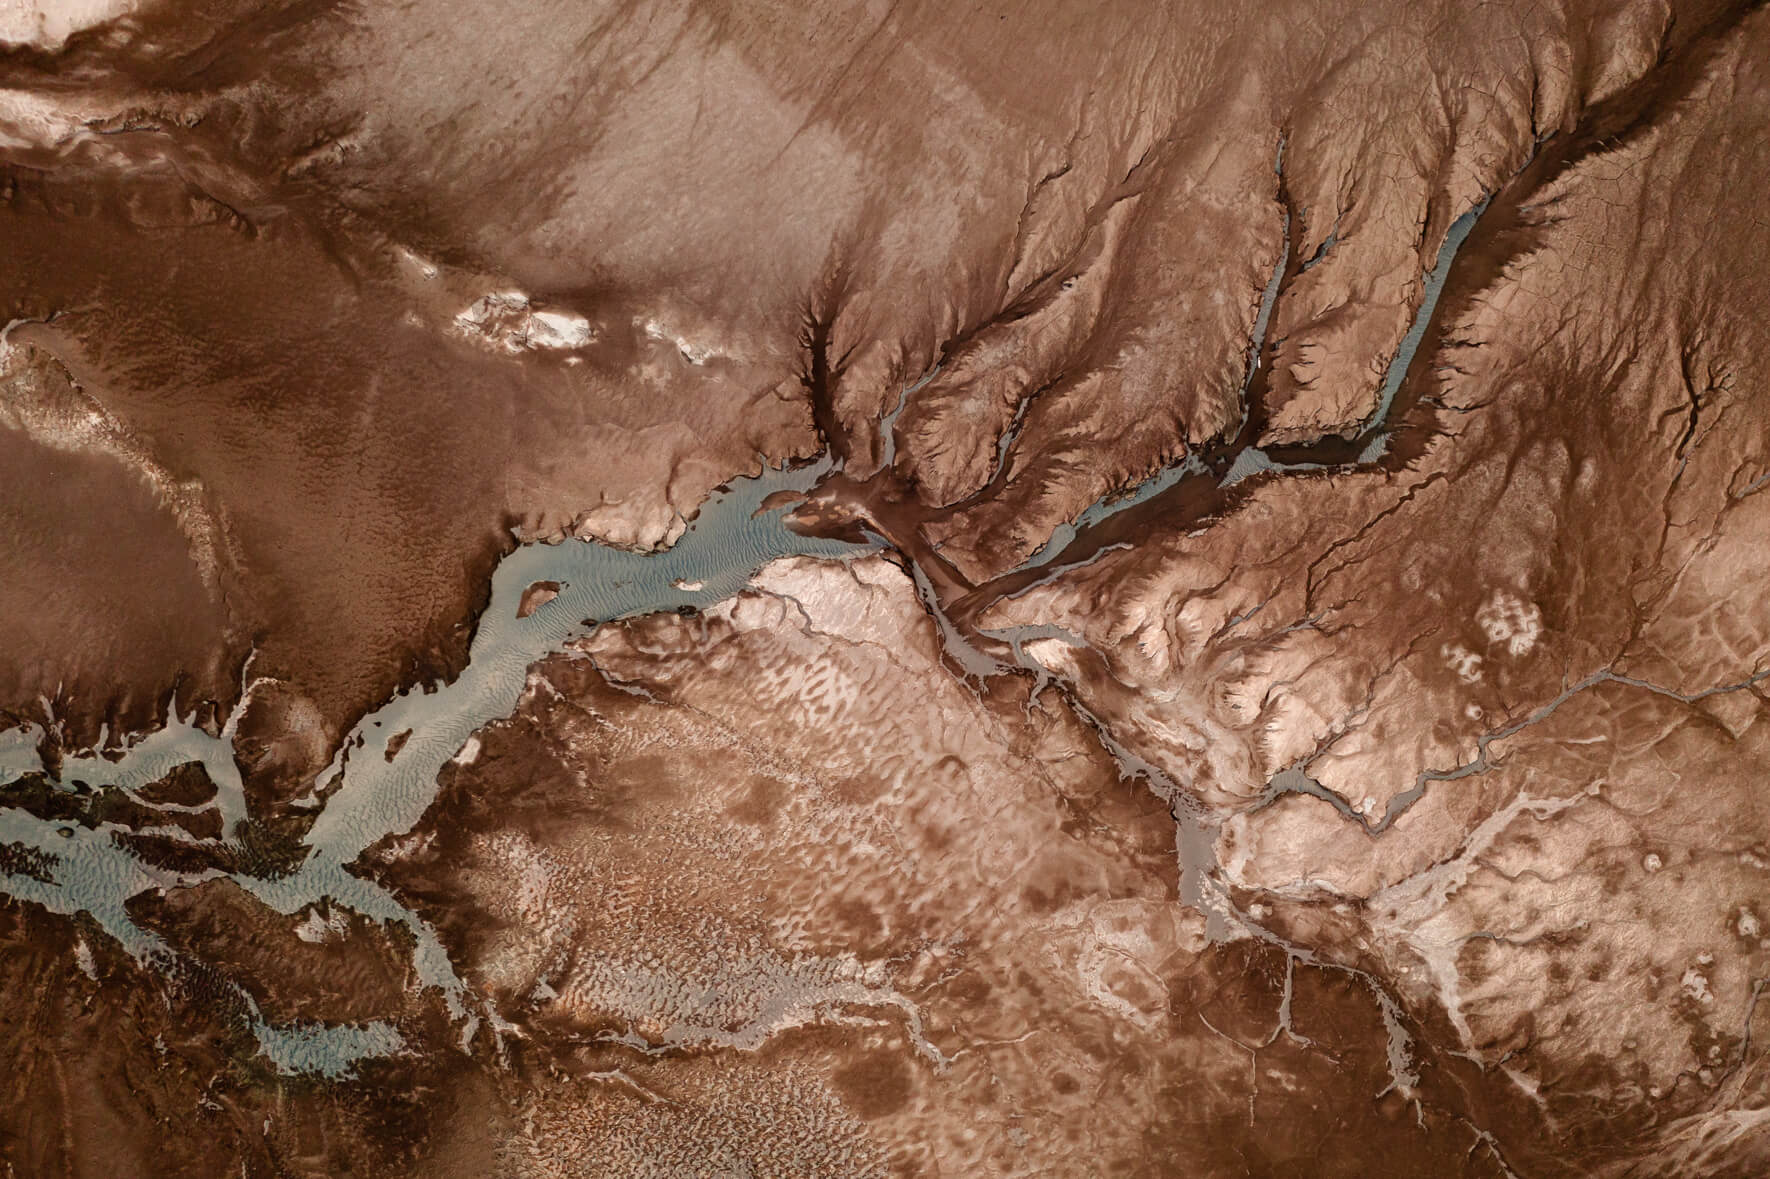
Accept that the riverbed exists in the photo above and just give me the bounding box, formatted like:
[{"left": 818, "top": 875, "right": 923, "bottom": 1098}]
[{"left": 0, "top": 455, "right": 873, "bottom": 1075}]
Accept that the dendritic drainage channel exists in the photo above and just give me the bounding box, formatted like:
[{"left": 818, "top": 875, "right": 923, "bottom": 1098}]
[{"left": 0, "top": 456, "right": 875, "bottom": 1077}]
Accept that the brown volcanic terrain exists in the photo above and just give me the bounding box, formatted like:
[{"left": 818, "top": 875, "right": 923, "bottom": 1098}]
[{"left": 3, "top": 0, "right": 1770, "bottom": 1175}]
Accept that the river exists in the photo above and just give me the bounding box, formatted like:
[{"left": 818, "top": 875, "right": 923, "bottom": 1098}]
[{"left": 0, "top": 455, "right": 873, "bottom": 1075}]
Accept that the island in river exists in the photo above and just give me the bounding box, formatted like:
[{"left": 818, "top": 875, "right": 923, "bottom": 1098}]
[{"left": 2, "top": 0, "right": 1769, "bottom": 1174}]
